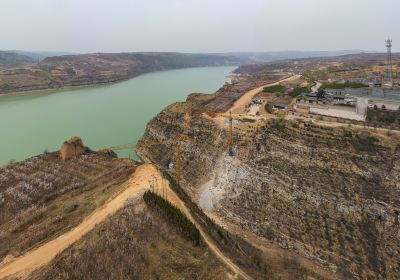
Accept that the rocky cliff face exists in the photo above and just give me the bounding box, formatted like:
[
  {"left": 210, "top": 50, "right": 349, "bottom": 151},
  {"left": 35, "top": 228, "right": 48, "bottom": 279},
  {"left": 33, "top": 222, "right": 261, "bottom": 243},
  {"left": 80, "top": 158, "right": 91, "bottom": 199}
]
[{"left": 138, "top": 97, "right": 400, "bottom": 279}]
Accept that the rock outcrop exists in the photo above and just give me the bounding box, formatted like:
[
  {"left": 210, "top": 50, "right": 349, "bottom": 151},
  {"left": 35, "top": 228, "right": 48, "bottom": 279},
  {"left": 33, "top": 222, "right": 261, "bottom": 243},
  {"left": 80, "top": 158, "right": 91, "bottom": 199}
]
[
  {"left": 60, "top": 136, "right": 86, "bottom": 161},
  {"left": 138, "top": 97, "right": 400, "bottom": 280}
]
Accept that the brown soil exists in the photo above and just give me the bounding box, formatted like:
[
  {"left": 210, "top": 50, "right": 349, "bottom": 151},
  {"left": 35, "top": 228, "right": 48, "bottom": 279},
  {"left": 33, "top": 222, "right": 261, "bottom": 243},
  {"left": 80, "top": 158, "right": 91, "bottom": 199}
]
[{"left": 0, "top": 164, "right": 251, "bottom": 280}]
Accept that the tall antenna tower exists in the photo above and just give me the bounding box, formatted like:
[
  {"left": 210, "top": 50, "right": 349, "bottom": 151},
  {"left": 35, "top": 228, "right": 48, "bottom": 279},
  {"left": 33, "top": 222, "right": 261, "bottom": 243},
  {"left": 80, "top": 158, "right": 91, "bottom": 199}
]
[{"left": 385, "top": 38, "right": 393, "bottom": 84}]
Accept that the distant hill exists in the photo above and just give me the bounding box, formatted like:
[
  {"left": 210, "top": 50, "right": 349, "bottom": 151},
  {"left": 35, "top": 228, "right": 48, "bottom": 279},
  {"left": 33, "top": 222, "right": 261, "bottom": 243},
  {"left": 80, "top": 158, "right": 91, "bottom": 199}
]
[
  {"left": 227, "top": 50, "right": 368, "bottom": 62},
  {"left": 233, "top": 51, "right": 400, "bottom": 75},
  {"left": 11, "top": 50, "right": 76, "bottom": 61},
  {"left": 0, "top": 52, "right": 243, "bottom": 94},
  {"left": 0, "top": 51, "right": 35, "bottom": 68}
]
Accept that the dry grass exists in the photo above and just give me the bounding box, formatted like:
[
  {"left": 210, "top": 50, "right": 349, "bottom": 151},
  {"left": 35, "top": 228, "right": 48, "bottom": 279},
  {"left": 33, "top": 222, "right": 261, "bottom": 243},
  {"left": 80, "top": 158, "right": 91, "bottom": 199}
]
[
  {"left": 0, "top": 151, "right": 135, "bottom": 261},
  {"left": 31, "top": 201, "right": 228, "bottom": 280}
]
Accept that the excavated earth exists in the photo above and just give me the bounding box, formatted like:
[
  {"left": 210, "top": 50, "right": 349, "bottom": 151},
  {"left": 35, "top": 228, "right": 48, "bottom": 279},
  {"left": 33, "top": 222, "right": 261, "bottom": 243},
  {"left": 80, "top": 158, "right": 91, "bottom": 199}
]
[{"left": 138, "top": 93, "right": 400, "bottom": 280}]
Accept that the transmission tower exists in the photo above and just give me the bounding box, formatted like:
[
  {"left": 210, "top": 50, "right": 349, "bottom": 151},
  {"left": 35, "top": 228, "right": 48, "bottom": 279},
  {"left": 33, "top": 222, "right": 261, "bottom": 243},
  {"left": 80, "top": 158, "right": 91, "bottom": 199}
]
[{"left": 385, "top": 38, "right": 393, "bottom": 84}]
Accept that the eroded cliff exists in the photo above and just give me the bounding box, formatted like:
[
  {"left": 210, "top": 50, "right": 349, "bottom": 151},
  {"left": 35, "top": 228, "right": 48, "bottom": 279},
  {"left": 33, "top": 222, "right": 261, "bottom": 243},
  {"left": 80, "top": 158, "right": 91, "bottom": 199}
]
[{"left": 138, "top": 94, "right": 400, "bottom": 279}]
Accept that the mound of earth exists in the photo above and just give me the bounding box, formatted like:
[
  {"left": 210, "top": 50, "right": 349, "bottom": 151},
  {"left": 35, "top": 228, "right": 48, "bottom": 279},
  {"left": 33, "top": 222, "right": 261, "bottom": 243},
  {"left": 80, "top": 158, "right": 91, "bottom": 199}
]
[{"left": 60, "top": 136, "right": 87, "bottom": 161}]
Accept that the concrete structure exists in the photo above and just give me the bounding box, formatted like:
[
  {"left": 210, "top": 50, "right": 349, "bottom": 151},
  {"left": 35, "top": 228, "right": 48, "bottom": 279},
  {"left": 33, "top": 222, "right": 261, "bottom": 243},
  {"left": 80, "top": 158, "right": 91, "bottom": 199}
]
[
  {"left": 309, "top": 106, "right": 365, "bottom": 121},
  {"left": 368, "top": 99, "right": 400, "bottom": 111},
  {"left": 356, "top": 97, "right": 369, "bottom": 115}
]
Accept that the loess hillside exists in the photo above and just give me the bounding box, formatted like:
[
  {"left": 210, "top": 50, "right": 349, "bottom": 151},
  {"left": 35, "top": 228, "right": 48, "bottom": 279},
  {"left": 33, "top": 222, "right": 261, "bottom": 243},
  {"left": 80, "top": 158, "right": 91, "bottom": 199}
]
[
  {"left": 0, "top": 51, "right": 35, "bottom": 69},
  {"left": 0, "top": 52, "right": 242, "bottom": 95},
  {"left": 138, "top": 94, "right": 400, "bottom": 279},
  {"left": 0, "top": 150, "right": 135, "bottom": 262},
  {"left": 30, "top": 200, "right": 228, "bottom": 280}
]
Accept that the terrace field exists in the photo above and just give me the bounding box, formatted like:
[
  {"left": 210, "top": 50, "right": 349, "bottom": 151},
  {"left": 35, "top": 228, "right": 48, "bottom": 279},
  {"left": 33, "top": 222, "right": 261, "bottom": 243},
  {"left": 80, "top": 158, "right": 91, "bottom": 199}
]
[{"left": 0, "top": 150, "right": 135, "bottom": 261}]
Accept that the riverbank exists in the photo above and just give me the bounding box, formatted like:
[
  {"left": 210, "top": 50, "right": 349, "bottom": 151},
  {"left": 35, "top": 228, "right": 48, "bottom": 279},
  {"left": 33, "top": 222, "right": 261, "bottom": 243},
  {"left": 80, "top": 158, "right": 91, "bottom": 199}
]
[
  {"left": 0, "top": 65, "right": 238, "bottom": 98},
  {"left": 0, "top": 52, "right": 242, "bottom": 95}
]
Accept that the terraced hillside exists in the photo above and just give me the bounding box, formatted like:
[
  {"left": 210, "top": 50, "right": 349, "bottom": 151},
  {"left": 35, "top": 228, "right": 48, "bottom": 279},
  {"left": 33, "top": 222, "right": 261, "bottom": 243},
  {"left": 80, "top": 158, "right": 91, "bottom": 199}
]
[
  {"left": 0, "top": 150, "right": 135, "bottom": 261},
  {"left": 0, "top": 51, "right": 35, "bottom": 68},
  {"left": 0, "top": 52, "right": 242, "bottom": 94},
  {"left": 138, "top": 94, "right": 400, "bottom": 279},
  {"left": 31, "top": 199, "right": 229, "bottom": 280}
]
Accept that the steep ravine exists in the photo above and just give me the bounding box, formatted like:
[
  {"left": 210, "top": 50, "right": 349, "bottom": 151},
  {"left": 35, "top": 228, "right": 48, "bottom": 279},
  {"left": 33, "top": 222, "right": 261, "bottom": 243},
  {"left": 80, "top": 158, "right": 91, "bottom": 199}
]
[{"left": 138, "top": 95, "right": 400, "bottom": 280}]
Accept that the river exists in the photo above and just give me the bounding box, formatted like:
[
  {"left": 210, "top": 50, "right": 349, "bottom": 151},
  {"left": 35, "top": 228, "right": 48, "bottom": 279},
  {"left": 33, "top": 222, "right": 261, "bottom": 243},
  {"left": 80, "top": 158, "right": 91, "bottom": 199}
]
[{"left": 0, "top": 66, "right": 235, "bottom": 164}]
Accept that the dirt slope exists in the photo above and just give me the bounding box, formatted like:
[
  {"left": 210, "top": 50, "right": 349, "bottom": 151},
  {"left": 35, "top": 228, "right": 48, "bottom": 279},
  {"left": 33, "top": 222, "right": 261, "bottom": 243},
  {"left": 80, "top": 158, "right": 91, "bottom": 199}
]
[
  {"left": 0, "top": 164, "right": 154, "bottom": 279},
  {"left": 0, "top": 164, "right": 251, "bottom": 280}
]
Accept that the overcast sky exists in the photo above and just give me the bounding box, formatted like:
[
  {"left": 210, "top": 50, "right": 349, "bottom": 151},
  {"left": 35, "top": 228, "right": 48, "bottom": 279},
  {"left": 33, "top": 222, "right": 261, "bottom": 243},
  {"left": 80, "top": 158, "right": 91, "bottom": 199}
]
[{"left": 1, "top": 0, "right": 399, "bottom": 53}]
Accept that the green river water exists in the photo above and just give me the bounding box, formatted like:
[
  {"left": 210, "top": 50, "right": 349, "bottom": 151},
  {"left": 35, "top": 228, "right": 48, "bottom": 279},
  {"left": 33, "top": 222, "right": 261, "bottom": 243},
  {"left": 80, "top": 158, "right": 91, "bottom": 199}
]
[{"left": 0, "top": 66, "right": 235, "bottom": 164}]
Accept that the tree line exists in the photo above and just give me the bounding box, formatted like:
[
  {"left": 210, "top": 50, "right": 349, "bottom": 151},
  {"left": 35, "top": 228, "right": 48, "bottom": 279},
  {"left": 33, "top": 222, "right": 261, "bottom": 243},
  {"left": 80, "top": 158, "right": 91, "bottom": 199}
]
[{"left": 143, "top": 190, "right": 201, "bottom": 245}]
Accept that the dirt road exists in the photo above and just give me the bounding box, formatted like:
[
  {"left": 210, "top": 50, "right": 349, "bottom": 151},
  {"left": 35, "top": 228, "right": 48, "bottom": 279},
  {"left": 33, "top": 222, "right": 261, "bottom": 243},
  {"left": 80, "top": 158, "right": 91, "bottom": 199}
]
[
  {"left": 230, "top": 75, "right": 300, "bottom": 115},
  {"left": 0, "top": 164, "right": 159, "bottom": 279},
  {"left": 0, "top": 164, "right": 251, "bottom": 280},
  {"left": 162, "top": 181, "right": 252, "bottom": 280},
  {"left": 206, "top": 75, "right": 300, "bottom": 128}
]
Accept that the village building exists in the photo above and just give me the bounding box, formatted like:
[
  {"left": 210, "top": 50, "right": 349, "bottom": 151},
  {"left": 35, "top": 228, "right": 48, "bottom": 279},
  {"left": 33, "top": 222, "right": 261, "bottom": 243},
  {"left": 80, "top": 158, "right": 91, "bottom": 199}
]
[
  {"left": 269, "top": 98, "right": 291, "bottom": 111},
  {"left": 251, "top": 97, "right": 264, "bottom": 105}
]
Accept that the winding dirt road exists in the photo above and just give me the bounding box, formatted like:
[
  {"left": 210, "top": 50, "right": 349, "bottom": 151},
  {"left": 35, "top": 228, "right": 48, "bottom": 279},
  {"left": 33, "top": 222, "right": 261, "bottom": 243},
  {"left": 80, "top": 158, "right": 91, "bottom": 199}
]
[
  {"left": 0, "top": 164, "right": 251, "bottom": 280},
  {"left": 163, "top": 182, "right": 252, "bottom": 280}
]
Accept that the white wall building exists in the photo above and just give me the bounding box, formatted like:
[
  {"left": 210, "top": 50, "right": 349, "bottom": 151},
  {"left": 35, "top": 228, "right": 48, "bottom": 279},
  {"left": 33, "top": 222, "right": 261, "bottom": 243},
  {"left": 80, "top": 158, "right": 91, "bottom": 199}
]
[{"left": 356, "top": 97, "right": 369, "bottom": 115}]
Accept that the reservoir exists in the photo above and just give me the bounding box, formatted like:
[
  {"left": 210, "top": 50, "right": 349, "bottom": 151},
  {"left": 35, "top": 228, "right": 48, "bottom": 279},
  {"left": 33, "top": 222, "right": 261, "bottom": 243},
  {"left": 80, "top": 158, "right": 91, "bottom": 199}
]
[{"left": 0, "top": 66, "right": 235, "bottom": 164}]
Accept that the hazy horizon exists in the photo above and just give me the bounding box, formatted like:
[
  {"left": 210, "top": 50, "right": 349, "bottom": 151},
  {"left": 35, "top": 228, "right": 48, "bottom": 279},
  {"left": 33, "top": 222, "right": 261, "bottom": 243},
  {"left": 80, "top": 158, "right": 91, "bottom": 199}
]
[
  {"left": 1, "top": 0, "right": 399, "bottom": 53},
  {"left": 6, "top": 49, "right": 378, "bottom": 54}
]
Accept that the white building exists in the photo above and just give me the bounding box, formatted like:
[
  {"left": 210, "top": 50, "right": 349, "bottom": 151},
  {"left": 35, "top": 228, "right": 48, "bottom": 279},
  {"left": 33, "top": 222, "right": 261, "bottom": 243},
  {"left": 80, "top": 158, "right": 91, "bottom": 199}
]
[{"left": 356, "top": 97, "right": 369, "bottom": 115}]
